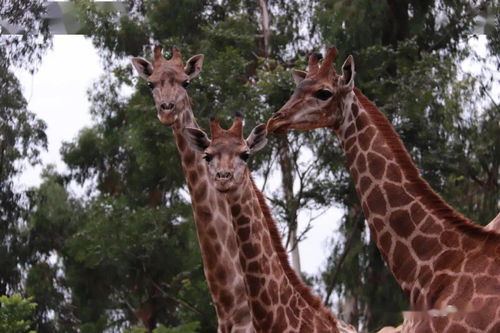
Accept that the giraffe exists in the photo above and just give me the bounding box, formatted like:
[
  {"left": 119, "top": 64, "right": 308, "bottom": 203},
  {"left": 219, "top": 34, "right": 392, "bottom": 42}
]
[
  {"left": 131, "top": 46, "right": 254, "bottom": 333},
  {"left": 184, "top": 114, "right": 358, "bottom": 333},
  {"left": 266, "top": 47, "right": 500, "bottom": 332},
  {"left": 376, "top": 326, "right": 402, "bottom": 333}
]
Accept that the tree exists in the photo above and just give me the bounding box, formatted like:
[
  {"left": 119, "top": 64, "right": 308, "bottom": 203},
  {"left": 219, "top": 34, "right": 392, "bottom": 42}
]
[
  {"left": 0, "top": 0, "right": 49, "bottom": 306},
  {"left": 0, "top": 48, "right": 47, "bottom": 298},
  {"left": 0, "top": 294, "right": 37, "bottom": 333},
  {"left": 0, "top": 0, "right": 52, "bottom": 72}
]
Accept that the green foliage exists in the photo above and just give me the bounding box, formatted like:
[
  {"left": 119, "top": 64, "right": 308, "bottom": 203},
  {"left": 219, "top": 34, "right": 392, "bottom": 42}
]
[
  {"left": 0, "top": 3, "right": 50, "bottom": 317},
  {"left": 0, "top": 50, "right": 47, "bottom": 298},
  {"left": 0, "top": 295, "right": 37, "bottom": 333},
  {"left": 486, "top": 4, "right": 500, "bottom": 61},
  {"left": 0, "top": 0, "right": 52, "bottom": 71},
  {"left": 126, "top": 321, "right": 200, "bottom": 333}
]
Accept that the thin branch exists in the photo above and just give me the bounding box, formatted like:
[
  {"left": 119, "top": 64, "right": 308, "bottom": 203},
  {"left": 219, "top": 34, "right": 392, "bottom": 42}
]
[
  {"left": 295, "top": 219, "right": 313, "bottom": 244},
  {"left": 308, "top": 206, "right": 331, "bottom": 224},
  {"left": 324, "top": 216, "right": 363, "bottom": 305},
  {"left": 151, "top": 280, "right": 205, "bottom": 317},
  {"left": 260, "top": 149, "right": 278, "bottom": 192},
  {"left": 285, "top": 222, "right": 292, "bottom": 249},
  {"left": 479, "top": 80, "right": 500, "bottom": 110}
]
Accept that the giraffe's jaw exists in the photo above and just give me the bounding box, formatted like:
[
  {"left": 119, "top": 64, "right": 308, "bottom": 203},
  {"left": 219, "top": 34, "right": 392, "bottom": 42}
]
[
  {"left": 268, "top": 108, "right": 337, "bottom": 133},
  {"left": 267, "top": 116, "right": 326, "bottom": 133}
]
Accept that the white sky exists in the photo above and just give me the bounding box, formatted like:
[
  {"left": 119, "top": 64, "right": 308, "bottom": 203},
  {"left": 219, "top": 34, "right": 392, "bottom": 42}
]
[
  {"left": 13, "top": 34, "right": 498, "bottom": 277},
  {"left": 15, "top": 36, "right": 99, "bottom": 190}
]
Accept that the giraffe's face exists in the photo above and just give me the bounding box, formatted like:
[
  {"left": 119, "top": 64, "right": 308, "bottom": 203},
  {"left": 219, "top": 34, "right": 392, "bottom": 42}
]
[
  {"left": 184, "top": 117, "right": 267, "bottom": 192},
  {"left": 267, "top": 48, "right": 355, "bottom": 133},
  {"left": 132, "top": 46, "right": 204, "bottom": 125},
  {"left": 268, "top": 77, "right": 340, "bottom": 133},
  {"left": 203, "top": 135, "right": 251, "bottom": 192}
]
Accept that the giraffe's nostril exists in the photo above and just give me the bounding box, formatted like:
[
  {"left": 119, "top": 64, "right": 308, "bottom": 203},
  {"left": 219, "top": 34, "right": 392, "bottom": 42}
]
[
  {"left": 274, "top": 111, "right": 285, "bottom": 119},
  {"left": 216, "top": 171, "right": 232, "bottom": 179},
  {"left": 161, "top": 103, "right": 175, "bottom": 110}
]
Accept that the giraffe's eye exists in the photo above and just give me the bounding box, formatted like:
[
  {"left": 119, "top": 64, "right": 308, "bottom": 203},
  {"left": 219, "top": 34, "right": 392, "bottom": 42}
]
[
  {"left": 182, "top": 80, "right": 190, "bottom": 88},
  {"left": 147, "top": 82, "right": 155, "bottom": 89},
  {"left": 240, "top": 151, "right": 250, "bottom": 161},
  {"left": 314, "top": 89, "right": 333, "bottom": 101},
  {"left": 203, "top": 153, "right": 212, "bottom": 162}
]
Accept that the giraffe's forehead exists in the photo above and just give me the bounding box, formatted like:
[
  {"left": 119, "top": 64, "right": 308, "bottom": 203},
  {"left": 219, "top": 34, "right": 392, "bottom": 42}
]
[
  {"left": 295, "top": 79, "right": 320, "bottom": 93},
  {"left": 150, "top": 60, "right": 185, "bottom": 80},
  {"left": 209, "top": 136, "right": 246, "bottom": 153},
  {"left": 294, "top": 78, "right": 336, "bottom": 96}
]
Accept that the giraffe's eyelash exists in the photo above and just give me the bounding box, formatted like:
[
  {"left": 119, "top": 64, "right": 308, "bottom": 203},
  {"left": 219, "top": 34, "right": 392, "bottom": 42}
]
[
  {"left": 240, "top": 151, "right": 250, "bottom": 161},
  {"left": 203, "top": 153, "right": 212, "bottom": 162},
  {"left": 314, "top": 89, "right": 333, "bottom": 100}
]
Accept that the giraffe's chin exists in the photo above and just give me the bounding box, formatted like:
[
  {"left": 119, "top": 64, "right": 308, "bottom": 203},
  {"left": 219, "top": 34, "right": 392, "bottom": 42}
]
[
  {"left": 157, "top": 109, "right": 177, "bottom": 125},
  {"left": 274, "top": 126, "right": 288, "bottom": 135},
  {"left": 214, "top": 179, "right": 235, "bottom": 193}
]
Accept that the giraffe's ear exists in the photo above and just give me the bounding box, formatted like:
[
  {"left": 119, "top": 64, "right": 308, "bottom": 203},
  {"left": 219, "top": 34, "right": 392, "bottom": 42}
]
[
  {"left": 246, "top": 124, "right": 268, "bottom": 154},
  {"left": 131, "top": 57, "right": 153, "bottom": 80},
  {"left": 340, "top": 55, "right": 355, "bottom": 90},
  {"left": 184, "top": 127, "right": 211, "bottom": 153},
  {"left": 185, "top": 54, "right": 204, "bottom": 79},
  {"left": 292, "top": 69, "right": 307, "bottom": 85}
]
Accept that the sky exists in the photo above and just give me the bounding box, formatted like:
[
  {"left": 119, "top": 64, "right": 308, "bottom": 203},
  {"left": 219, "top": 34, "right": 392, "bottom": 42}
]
[
  {"left": 14, "top": 35, "right": 344, "bottom": 276},
  {"left": 13, "top": 34, "right": 499, "bottom": 277},
  {"left": 16, "top": 36, "right": 99, "bottom": 191}
]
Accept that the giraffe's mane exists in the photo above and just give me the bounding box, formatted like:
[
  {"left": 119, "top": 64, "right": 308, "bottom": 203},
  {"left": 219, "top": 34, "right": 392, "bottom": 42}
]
[
  {"left": 353, "top": 87, "right": 500, "bottom": 241},
  {"left": 250, "top": 177, "right": 338, "bottom": 324}
]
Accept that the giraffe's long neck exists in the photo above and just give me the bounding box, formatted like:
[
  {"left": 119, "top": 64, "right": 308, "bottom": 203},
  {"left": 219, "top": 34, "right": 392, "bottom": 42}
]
[
  {"left": 226, "top": 173, "right": 339, "bottom": 333},
  {"left": 332, "top": 88, "right": 497, "bottom": 310},
  {"left": 171, "top": 99, "right": 254, "bottom": 332}
]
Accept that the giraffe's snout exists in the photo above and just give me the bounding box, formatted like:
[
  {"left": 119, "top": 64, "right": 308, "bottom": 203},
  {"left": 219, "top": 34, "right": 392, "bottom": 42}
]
[
  {"left": 213, "top": 170, "right": 235, "bottom": 192},
  {"left": 267, "top": 110, "right": 290, "bottom": 134}
]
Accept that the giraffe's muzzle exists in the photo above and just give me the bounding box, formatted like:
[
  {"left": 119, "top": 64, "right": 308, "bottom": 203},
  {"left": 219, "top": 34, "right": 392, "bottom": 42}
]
[{"left": 267, "top": 111, "right": 289, "bottom": 135}]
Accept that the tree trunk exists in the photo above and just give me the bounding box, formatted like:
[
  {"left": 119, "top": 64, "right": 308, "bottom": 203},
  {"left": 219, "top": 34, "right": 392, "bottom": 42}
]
[
  {"left": 257, "top": 0, "right": 270, "bottom": 57},
  {"left": 278, "top": 136, "right": 301, "bottom": 273}
]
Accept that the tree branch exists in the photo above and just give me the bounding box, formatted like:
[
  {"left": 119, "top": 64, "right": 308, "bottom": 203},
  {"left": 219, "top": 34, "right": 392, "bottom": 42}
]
[
  {"left": 151, "top": 280, "right": 205, "bottom": 317},
  {"left": 324, "top": 216, "right": 363, "bottom": 305}
]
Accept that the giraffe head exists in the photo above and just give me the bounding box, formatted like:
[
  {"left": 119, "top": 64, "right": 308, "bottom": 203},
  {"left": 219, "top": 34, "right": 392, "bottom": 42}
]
[
  {"left": 131, "top": 45, "right": 204, "bottom": 125},
  {"left": 183, "top": 114, "right": 267, "bottom": 192},
  {"left": 267, "top": 47, "right": 355, "bottom": 133}
]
